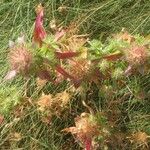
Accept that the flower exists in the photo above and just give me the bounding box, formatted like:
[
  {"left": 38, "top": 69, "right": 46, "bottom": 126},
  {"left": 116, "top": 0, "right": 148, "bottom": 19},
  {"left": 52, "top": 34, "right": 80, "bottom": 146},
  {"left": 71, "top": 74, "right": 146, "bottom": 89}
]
[
  {"left": 62, "top": 113, "right": 99, "bottom": 150},
  {"left": 129, "top": 131, "right": 150, "bottom": 149},
  {"left": 37, "top": 91, "right": 71, "bottom": 117},
  {"left": 37, "top": 94, "right": 52, "bottom": 112},
  {"left": 124, "top": 45, "right": 149, "bottom": 75},
  {"left": 8, "top": 44, "right": 32, "bottom": 75},
  {"left": 125, "top": 45, "right": 148, "bottom": 66},
  {"left": 5, "top": 36, "right": 32, "bottom": 80},
  {"left": 68, "top": 59, "right": 91, "bottom": 81},
  {"left": 114, "top": 28, "right": 135, "bottom": 43}
]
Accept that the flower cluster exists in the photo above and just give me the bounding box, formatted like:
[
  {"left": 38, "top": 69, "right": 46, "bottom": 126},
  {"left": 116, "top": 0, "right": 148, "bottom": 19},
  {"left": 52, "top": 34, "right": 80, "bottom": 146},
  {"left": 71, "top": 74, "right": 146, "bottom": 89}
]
[
  {"left": 5, "top": 36, "right": 32, "bottom": 80},
  {"left": 62, "top": 113, "right": 100, "bottom": 150}
]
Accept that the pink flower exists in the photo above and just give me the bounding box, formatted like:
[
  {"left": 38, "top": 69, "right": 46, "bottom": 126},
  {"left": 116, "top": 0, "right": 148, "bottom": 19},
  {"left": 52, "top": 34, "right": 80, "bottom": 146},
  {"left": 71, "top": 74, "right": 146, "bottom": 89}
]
[
  {"left": 62, "top": 113, "right": 99, "bottom": 150},
  {"left": 8, "top": 45, "right": 32, "bottom": 75},
  {"left": 4, "top": 36, "right": 32, "bottom": 80},
  {"left": 125, "top": 45, "right": 148, "bottom": 65},
  {"left": 124, "top": 45, "right": 149, "bottom": 75}
]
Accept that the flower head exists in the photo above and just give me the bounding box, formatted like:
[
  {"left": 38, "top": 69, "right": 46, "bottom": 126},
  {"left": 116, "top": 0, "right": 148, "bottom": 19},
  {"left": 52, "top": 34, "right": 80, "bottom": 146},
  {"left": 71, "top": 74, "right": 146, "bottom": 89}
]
[
  {"left": 129, "top": 131, "right": 150, "bottom": 149},
  {"left": 62, "top": 113, "right": 99, "bottom": 150},
  {"left": 114, "top": 28, "right": 135, "bottom": 43},
  {"left": 125, "top": 45, "right": 148, "bottom": 66},
  {"left": 5, "top": 36, "right": 33, "bottom": 80}
]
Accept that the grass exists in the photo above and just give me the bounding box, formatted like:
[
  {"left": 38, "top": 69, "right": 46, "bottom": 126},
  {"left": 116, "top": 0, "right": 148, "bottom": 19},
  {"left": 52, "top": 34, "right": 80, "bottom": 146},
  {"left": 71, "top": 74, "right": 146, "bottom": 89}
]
[{"left": 0, "top": 0, "right": 150, "bottom": 149}]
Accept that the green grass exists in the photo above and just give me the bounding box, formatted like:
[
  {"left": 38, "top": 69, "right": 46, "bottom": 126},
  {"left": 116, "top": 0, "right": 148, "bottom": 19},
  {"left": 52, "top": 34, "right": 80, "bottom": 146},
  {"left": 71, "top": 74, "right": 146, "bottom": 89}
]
[{"left": 0, "top": 0, "right": 150, "bottom": 149}]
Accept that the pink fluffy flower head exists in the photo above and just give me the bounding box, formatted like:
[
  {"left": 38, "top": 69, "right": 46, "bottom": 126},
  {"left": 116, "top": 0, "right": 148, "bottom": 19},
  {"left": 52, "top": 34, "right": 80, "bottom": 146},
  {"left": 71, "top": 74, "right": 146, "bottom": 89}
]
[
  {"left": 5, "top": 36, "right": 33, "bottom": 80},
  {"left": 62, "top": 113, "right": 99, "bottom": 150},
  {"left": 125, "top": 45, "right": 148, "bottom": 66}
]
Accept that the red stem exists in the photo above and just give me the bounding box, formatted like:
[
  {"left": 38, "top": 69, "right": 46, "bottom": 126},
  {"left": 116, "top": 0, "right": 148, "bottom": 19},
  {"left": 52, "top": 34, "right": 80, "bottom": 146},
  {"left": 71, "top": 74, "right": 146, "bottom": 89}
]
[
  {"left": 55, "top": 51, "right": 80, "bottom": 59},
  {"left": 85, "top": 138, "right": 92, "bottom": 150},
  {"left": 103, "top": 53, "right": 122, "bottom": 61},
  {"left": 33, "top": 7, "right": 47, "bottom": 46},
  {"left": 55, "top": 65, "right": 74, "bottom": 79},
  {"left": 55, "top": 65, "right": 81, "bottom": 88}
]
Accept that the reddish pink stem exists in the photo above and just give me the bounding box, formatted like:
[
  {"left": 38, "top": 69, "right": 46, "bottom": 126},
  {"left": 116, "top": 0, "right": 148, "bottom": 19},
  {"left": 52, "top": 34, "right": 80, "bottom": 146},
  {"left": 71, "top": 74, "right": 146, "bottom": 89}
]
[
  {"left": 55, "top": 65, "right": 75, "bottom": 80},
  {"left": 103, "top": 53, "right": 122, "bottom": 61},
  {"left": 33, "top": 7, "right": 47, "bottom": 46},
  {"left": 55, "top": 65, "right": 81, "bottom": 88},
  {"left": 55, "top": 51, "right": 80, "bottom": 59},
  {"left": 85, "top": 138, "right": 92, "bottom": 150}
]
